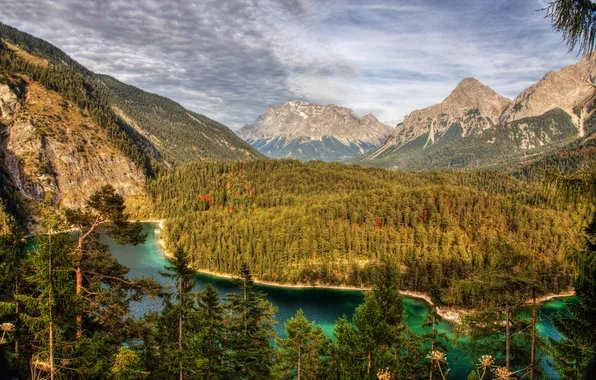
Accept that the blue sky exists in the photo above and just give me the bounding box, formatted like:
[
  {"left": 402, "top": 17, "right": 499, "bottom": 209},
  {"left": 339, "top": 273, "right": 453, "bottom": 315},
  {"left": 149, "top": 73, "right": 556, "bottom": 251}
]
[{"left": 0, "top": 0, "right": 580, "bottom": 129}]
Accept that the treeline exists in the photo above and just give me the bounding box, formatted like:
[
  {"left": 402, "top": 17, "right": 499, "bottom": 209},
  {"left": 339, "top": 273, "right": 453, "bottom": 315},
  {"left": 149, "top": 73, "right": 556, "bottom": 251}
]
[
  {"left": 140, "top": 160, "right": 590, "bottom": 306},
  {"left": 0, "top": 30, "right": 161, "bottom": 176}
]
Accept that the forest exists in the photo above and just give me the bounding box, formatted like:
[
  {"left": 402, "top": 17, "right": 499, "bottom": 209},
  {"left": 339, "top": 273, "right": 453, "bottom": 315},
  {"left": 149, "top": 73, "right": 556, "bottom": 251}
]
[
  {"left": 1, "top": 184, "right": 594, "bottom": 379},
  {"left": 135, "top": 160, "right": 592, "bottom": 307},
  {"left": 0, "top": 185, "right": 594, "bottom": 379}
]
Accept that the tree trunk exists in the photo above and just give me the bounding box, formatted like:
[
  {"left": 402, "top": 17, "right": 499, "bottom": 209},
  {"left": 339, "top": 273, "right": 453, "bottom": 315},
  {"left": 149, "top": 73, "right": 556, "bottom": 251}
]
[
  {"left": 367, "top": 351, "right": 371, "bottom": 376},
  {"left": 75, "top": 263, "right": 83, "bottom": 339},
  {"left": 75, "top": 233, "right": 85, "bottom": 339},
  {"left": 49, "top": 230, "right": 55, "bottom": 380},
  {"left": 14, "top": 283, "right": 19, "bottom": 355},
  {"left": 505, "top": 305, "right": 510, "bottom": 372},
  {"left": 430, "top": 313, "right": 435, "bottom": 380},
  {"left": 178, "top": 276, "right": 183, "bottom": 380},
  {"left": 530, "top": 289, "right": 537, "bottom": 380},
  {"left": 297, "top": 345, "right": 301, "bottom": 380}
]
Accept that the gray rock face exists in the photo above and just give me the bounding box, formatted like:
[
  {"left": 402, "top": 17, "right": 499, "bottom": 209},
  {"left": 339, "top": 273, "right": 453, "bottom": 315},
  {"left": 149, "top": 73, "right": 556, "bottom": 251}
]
[
  {"left": 386, "top": 78, "right": 510, "bottom": 152},
  {"left": 0, "top": 78, "right": 144, "bottom": 208},
  {"left": 358, "top": 57, "right": 596, "bottom": 170},
  {"left": 500, "top": 54, "right": 596, "bottom": 137},
  {"left": 237, "top": 101, "right": 393, "bottom": 161}
]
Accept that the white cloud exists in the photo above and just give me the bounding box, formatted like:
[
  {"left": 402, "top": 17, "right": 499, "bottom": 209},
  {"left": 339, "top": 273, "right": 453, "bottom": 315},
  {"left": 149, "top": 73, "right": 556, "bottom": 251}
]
[{"left": 0, "top": 0, "right": 581, "bottom": 129}]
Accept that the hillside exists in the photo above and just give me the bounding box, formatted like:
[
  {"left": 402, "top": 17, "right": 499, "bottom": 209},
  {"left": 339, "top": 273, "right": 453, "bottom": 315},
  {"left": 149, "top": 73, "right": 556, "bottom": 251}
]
[
  {"left": 237, "top": 100, "right": 392, "bottom": 161},
  {"left": 358, "top": 58, "right": 596, "bottom": 170},
  {"left": 0, "top": 22, "right": 262, "bottom": 214},
  {"left": 98, "top": 74, "right": 263, "bottom": 163},
  {"left": 136, "top": 159, "right": 590, "bottom": 306}
]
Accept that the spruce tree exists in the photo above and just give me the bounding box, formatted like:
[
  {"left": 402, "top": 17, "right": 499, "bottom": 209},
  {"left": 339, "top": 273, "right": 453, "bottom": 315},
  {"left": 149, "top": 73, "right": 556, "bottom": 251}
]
[
  {"left": 0, "top": 222, "right": 27, "bottom": 377},
  {"left": 550, "top": 213, "right": 596, "bottom": 379},
  {"left": 224, "top": 263, "right": 277, "bottom": 379},
  {"left": 198, "top": 283, "right": 225, "bottom": 379},
  {"left": 327, "top": 315, "right": 358, "bottom": 380},
  {"left": 156, "top": 247, "right": 203, "bottom": 380},
  {"left": 273, "top": 309, "right": 328, "bottom": 380}
]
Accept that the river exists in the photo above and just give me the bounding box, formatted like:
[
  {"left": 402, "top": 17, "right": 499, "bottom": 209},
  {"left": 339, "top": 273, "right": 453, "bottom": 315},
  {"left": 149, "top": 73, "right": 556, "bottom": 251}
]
[{"left": 104, "top": 223, "right": 568, "bottom": 379}]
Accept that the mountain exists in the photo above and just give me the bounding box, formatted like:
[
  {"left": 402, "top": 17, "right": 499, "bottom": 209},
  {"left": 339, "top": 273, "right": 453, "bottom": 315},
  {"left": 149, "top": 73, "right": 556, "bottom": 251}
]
[
  {"left": 98, "top": 74, "right": 262, "bottom": 163},
  {"left": 236, "top": 100, "right": 393, "bottom": 161},
  {"left": 0, "top": 22, "right": 262, "bottom": 214},
  {"left": 358, "top": 58, "right": 596, "bottom": 170}
]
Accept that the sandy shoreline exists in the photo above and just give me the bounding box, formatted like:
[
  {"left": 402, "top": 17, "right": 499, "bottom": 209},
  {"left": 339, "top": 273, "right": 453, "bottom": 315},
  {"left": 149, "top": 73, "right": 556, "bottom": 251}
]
[{"left": 145, "top": 220, "right": 574, "bottom": 324}]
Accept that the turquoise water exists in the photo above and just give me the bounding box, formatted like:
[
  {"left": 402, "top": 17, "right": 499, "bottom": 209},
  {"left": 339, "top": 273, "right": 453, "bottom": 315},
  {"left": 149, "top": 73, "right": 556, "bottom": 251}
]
[{"left": 105, "top": 223, "right": 568, "bottom": 379}]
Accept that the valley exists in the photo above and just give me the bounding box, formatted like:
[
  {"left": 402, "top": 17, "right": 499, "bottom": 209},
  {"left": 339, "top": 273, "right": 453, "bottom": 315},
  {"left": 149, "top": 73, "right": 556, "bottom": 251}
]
[{"left": 0, "top": 6, "right": 595, "bottom": 379}]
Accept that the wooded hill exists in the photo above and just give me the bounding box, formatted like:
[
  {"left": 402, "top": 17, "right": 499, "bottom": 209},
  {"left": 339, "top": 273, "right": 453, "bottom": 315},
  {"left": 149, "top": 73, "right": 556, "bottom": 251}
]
[{"left": 136, "top": 160, "right": 592, "bottom": 306}]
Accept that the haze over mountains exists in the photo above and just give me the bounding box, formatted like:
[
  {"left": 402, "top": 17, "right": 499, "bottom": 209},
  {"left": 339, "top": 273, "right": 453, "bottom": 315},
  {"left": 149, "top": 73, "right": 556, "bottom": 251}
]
[{"left": 237, "top": 101, "right": 393, "bottom": 161}]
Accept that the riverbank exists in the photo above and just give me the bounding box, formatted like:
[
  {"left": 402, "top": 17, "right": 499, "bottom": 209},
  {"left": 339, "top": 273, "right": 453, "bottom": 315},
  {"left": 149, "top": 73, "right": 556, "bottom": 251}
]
[{"left": 149, "top": 221, "right": 573, "bottom": 324}]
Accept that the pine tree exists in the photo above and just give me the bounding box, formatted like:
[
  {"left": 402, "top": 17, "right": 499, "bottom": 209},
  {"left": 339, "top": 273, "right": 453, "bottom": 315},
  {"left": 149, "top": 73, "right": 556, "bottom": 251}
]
[
  {"left": 550, "top": 213, "right": 596, "bottom": 379},
  {"left": 274, "top": 309, "right": 328, "bottom": 380},
  {"left": 64, "top": 185, "right": 159, "bottom": 341},
  {"left": 110, "top": 346, "right": 149, "bottom": 380},
  {"left": 546, "top": 0, "right": 596, "bottom": 55},
  {"left": 198, "top": 283, "right": 225, "bottom": 380},
  {"left": 224, "top": 263, "right": 277, "bottom": 379},
  {"left": 0, "top": 222, "right": 27, "bottom": 377},
  {"left": 156, "top": 247, "right": 203, "bottom": 380}
]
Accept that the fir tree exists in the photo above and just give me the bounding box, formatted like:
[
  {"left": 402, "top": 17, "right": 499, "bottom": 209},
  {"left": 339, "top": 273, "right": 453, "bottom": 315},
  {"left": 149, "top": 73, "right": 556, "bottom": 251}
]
[
  {"left": 157, "top": 247, "right": 203, "bottom": 380},
  {"left": 273, "top": 309, "right": 329, "bottom": 380},
  {"left": 549, "top": 213, "right": 596, "bottom": 379},
  {"left": 198, "top": 283, "right": 225, "bottom": 380},
  {"left": 224, "top": 263, "right": 277, "bottom": 379}
]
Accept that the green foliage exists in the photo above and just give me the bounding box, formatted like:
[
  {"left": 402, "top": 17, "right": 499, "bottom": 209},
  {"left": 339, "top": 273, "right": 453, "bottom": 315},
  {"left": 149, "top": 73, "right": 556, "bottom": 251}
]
[
  {"left": 224, "top": 263, "right": 277, "bottom": 379},
  {"left": 155, "top": 247, "right": 204, "bottom": 379},
  {"left": 111, "top": 346, "right": 150, "bottom": 380},
  {"left": 549, "top": 212, "right": 596, "bottom": 379},
  {"left": 146, "top": 159, "right": 588, "bottom": 306},
  {"left": 197, "top": 284, "right": 225, "bottom": 379},
  {"left": 273, "top": 309, "right": 329, "bottom": 380},
  {"left": 546, "top": 0, "right": 596, "bottom": 55}
]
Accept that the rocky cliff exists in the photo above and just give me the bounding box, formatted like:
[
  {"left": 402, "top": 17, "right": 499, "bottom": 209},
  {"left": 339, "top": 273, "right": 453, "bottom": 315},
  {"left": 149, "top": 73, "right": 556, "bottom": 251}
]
[
  {"left": 359, "top": 58, "right": 596, "bottom": 170},
  {"left": 0, "top": 76, "right": 144, "bottom": 208}
]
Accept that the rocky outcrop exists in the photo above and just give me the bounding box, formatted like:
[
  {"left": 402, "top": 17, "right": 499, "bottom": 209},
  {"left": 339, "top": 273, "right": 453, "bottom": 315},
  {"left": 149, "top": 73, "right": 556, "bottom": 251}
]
[
  {"left": 500, "top": 54, "right": 596, "bottom": 137},
  {"left": 1, "top": 77, "right": 144, "bottom": 208},
  {"left": 0, "top": 83, "right": 19, "bottom": 120},
  {"left": 237, "top": 101, "right": 393, "bottom": 161},
  {"left": 388, "top": 78, "right": 510, "bottom": 151}
]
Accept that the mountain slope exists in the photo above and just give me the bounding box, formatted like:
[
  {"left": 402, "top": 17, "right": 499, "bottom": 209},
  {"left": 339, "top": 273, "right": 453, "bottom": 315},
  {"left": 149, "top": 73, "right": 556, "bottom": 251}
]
[
  {"left": 98, "top": 75, "right": 263, "bottom": 163},
  {"left": 358, "top": 60, "right": 596, "bottom": 170},
  {"left": 0, "top": 22, "right": 262, "bottom": 213},
  {"left": 237, "top": 100, "right": 392, "bottom": 161}
]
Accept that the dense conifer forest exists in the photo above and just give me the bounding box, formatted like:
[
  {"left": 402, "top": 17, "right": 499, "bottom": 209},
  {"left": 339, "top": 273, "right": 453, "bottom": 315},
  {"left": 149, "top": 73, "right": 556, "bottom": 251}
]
[
  {"left": 5, "top": 185, "right": 593, "bottom": 379},
  {"left": 135, "top": 160, "right": 592, "bottom": 307}
]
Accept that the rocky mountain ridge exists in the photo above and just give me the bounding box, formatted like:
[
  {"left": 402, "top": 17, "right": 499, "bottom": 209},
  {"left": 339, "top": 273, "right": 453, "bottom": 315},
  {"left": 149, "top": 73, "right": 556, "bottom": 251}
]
[
  {"left": 359, "top": 56, "right": 596, "bottom": 170},
  {"left": 237, "top": 100, "right": 393, "bottom": 161}
]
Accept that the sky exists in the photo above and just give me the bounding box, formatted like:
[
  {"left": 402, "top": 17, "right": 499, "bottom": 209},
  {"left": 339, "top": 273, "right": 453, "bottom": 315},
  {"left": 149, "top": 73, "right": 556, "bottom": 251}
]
[{"left": 0, "top": 0, "right": 580, "bottom": 129}]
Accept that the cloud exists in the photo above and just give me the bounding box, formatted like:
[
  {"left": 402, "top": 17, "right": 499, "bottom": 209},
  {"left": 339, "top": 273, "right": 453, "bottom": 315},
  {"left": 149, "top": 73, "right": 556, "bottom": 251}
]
[{"left": 0, "top": 0, "right": 579, "bottom": 129}]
